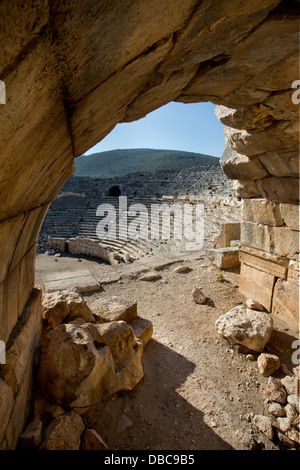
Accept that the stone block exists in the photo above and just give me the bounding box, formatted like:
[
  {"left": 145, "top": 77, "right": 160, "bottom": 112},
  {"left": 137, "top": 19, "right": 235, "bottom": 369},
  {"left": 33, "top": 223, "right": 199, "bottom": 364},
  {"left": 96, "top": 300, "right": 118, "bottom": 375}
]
[
  {"left": 3, "top": 339, "right": 36, "bottom": 450},
  {"left": 128, "top": 317, "right": 153, "bottom": 347},
  {"left": 221, "top": 146, "right": 269, "bottom": 180},
  {"left": 206, "top": 247, "right": 240, "bottom": 269},
  {"left": 272, "top": 279, "right": 299, "bottom": 329},
  {"left": 0, "top": 288, "right": 42, "bottom": 394},
  {"left": 256, "top": 177, "right": 300, "bottom": 204},
  {"left": 43, "top": 269, "right": 100, "bottom": 293},
  {"left": 272, "top": 226, "right": 299, "bottom": 259},
  {"left": 213, "top": 222, "right": 240, "bottom": 248},
  {"left": 242, "top": 198, "right": 284, "bottom": 226},
  {"left": 258, "top": 152, "right": 299, "bottom": 178},
  {"left": 47, "top": 237, "right": 68, "bottom": 252},
  {"left": 92, "top": 296, "right": 138, "bottom": 323},
  {"left": 239, "top": 263, "right": 276, "bottom": 312},
  {"left": 241, "top": 221, "right": 272, "bottom": 253},
  {"left": 287, "top": 260, "right": 300, "bottom": 285},
  {"left": 280, "top": 203, "right": 299, "bottom": 231},
  {"left": 239, "top": 245, "right": 288, "bottom": 279},
  {"left": 0, "top": 378, "right": 14, "bottom": 447},
  {"left": 233, "top": 179, "right": 261, "bottom": 199}
]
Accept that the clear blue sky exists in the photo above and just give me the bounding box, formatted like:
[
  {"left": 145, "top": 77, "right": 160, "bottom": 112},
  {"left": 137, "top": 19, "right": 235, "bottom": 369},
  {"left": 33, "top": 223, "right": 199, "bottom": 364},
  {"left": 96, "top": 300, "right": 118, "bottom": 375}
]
[{"left": 84, "top": 102, "right": 226, "bottom": 158}]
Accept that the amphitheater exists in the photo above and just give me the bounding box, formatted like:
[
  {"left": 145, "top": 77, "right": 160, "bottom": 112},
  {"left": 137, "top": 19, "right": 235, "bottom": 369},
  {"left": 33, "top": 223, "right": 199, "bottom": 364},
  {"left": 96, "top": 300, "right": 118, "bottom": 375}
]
[
  {"left": 0, "top": 0, "right": 299, "bottom": 452},
  {"left": 38, "top": 166, "right": 241, "bottom": 260}
]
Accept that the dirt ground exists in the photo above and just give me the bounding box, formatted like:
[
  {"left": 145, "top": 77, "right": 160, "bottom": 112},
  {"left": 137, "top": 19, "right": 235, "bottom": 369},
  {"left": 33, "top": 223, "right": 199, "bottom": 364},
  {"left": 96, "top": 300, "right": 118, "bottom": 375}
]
[{"left": 35, "top": 250, "right": 299, "bottom": 451}]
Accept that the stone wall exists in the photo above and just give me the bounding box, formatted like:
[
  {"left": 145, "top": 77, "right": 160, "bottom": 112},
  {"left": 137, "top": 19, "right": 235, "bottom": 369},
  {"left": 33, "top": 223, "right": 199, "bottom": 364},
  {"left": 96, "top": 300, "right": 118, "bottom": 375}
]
[
  {"left": 0, "top": 0, "right": 299, "bottom": 448},
  {"left": 239, "top": 199, "right": 299, "bottom": 328}
]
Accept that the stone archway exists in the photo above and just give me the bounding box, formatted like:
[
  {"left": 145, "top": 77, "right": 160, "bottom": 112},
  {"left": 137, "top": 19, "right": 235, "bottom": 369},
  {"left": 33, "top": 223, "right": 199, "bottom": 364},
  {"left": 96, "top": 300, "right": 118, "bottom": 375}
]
[{"left": 0, "top": 0, "right": 299, "bottom": 449}]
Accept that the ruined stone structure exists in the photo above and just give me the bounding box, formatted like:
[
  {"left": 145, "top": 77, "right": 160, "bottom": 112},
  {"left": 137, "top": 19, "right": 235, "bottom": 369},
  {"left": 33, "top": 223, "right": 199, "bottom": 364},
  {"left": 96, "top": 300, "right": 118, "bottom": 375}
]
[
  {"left": 0, "top": 0, "right": 299, "bottom": 449},
  {"left": 38, "top": 167, "right": 241, "bottom": 257}
]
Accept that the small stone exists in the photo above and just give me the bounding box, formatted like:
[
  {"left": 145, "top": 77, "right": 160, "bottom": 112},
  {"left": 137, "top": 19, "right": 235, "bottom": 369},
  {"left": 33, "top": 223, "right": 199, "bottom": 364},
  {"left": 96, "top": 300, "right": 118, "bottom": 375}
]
[
  {"left": 116, "top": 414, "right": 133, "bottom": 434},
  {"left": 277, "top": 431, "right": 296, "bottom": 448},
  {"left": 81, "top": 429, "right": 109, "bottom": 450},
  {"left": 257, "top": 353, "right": 280, "bottom": 377},
  {"left": 252, "top": 414, "right": 274, "bottom": 441},
  {"left": 266, "top": 377, "right": 287, "bottom": 404},
  {"left": 281, "top": 376, "right": 298, "bottom": 396},
  {"left": 267, "top": 402, "right": 286, "bottom": 418},
  {"left": 287, "top": 394, "right": 300, "bottom": 413},
  {"left": 46, "top": 405, "right": 65, "bottom": 418},
  {"left": 192, "top": 287, "right": 206, "bottom": 305},
  {"left": 245, "top": 298, "right": 264, "bottom": 311},
  {"left": 286, "top": 429, "right": 300, "bottom": 444},
  {"left": 235, "top": 428, "right": 260, "bottom": 449},
  {"left": 277, "top": 417, "right": 292, "bottom": 433},
  {"left": 174, "top": 265, "right": 191, "bottom": 273},
  {"left": 284, "top": 404, "right": 298, "bottom": 421},
  {"left": 139, "top": 272, "right": 162, "bottom": 282},
  {"left": 40, "top": 413, "right": 85, "bottom": 450},
  {"left": 293, "top": 416, "right": 300, "bottom": 431},
  {"left": 19, "top": 418, "right": 43, "bottom": 449},
  {"left": 246, "top": 354, "right": 256, "bottom": 361}
]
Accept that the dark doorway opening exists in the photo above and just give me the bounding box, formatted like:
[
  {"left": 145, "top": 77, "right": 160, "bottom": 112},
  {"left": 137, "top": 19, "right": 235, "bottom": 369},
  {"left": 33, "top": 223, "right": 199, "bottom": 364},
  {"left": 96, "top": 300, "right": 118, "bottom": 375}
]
[{"left": 108, "top": 185, "right": 121, "bottom": 197}]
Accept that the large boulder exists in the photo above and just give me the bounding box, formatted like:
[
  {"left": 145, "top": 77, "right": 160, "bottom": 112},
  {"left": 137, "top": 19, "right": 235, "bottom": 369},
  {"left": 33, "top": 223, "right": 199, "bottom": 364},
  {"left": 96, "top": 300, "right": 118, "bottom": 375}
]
[
  {"left": 37, "top": 321, "right": 144, "bottom": 408},
  {"left": 215, "top": 305, "right": 273, "bottom": 352}
]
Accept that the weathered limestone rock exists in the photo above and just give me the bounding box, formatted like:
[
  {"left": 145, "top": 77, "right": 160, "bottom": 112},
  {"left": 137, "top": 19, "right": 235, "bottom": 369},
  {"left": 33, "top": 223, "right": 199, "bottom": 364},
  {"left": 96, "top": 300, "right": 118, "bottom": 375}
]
[
  {"left": 139, "top": 272, "right": 162, "bottom": 282},
  {"left": 92, "top": 296, "right": 137, "bottom": 323},
  {"left": 287, "top": 395, "right": 300, "bottom": 413},
  {"left": 43, "top": 269, "right": 100, "bottom": 294},
  {"left": 257, "top": 353, "right": 280, "bottom": 377},
  {"left": 40, "top": 413, "right": 85, "bottom": 450},
  {"left": 281, "top": 376, "right": 299, "bottom": 397},
  {"left": 128, "top": 316, "right": 153, "bottom": 347},
  {"left": 284, "top": 404, "right": 298, "bottom": 422},
  {"left": 233, "top": 180, "right": 261, "bottom": 199},
  {"left": 192, "top": 287, "right": 206, "bottom": 305},
  {"left": 252, "top": 414, "right": 274, "bottom": 441},
  {"left": 256, "top": 177, "right": 300, "bottom": 204},
  {"left": 221, "top": 146, "right": 269, "bottom": 181},
  {"left": 173, "top": 265, "right": 191, "bottom": 273},
  {"left": 81, "top": 428, "right": 109, "bottom": 450},
  {"left": 42, "top": 290, "right": 95, "bottom": 328},
  {"left": 215, "top": 306, "right": 273, "bottom": 352},
  {"left": 245, "top": 298, "right": 264, "bottom": 311},
  {"left": 19, "top": 418, "right": 43, "bottom": 449},
  {"left": 37, "top": 321, "right": 144, "bottom": 408},
  {"left": 267, "top": 402, "right": 285, "bottom": 418},
  {"left": 266, "top": 377, "right": 287, "bottom": 404}
]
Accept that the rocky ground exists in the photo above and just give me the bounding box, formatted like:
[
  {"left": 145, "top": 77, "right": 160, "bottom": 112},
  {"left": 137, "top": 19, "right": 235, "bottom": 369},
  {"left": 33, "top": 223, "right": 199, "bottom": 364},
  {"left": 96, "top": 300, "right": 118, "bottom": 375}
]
[{"left": 34, "top": 250, "right": 299, "bottom": 451}]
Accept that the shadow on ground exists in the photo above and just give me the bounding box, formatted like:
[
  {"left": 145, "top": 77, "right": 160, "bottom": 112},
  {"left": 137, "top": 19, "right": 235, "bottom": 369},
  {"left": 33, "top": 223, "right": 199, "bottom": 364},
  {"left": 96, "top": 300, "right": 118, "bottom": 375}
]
[{"left": 83, "top": 339, "right": 233, "bottom": 450}]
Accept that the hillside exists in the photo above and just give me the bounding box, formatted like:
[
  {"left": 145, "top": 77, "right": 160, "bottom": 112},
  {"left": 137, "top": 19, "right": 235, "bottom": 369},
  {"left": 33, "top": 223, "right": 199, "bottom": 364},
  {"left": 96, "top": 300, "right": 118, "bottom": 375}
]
[{"left": 74, "top": 148, "right": 219, "bottom": 178}]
